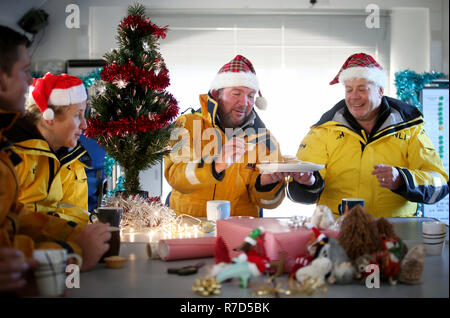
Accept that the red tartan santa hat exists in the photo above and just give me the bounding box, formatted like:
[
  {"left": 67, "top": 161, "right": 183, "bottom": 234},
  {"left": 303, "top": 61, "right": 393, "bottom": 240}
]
[
  {"left": 210, "top": 55, "right": 267, "bottom": 110},
  {"left": 329, "top": 53, "right": 386, "bottom": 89},
  {"left": 28, "top": 72, "right": 87, "bottom": 120}
]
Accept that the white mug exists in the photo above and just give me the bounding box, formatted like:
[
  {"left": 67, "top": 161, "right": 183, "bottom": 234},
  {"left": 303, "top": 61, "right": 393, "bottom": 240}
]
[
  {"left": 421, "top": 221, "right": 447, "bottom": 256},
  {"left": 206, "top": 200, "right": 231, "bottom": 221},
  {"left": 33, "top": 249, "right": 83, "bottom": 296}
]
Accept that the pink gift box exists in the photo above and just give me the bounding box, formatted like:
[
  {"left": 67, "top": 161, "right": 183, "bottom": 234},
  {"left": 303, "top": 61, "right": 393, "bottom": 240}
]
[{"left": 216, "top": 217, "right": 339, "bottom": 272}]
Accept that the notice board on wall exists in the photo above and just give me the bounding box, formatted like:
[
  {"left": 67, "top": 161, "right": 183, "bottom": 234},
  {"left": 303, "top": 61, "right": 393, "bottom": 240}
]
[{"left": 420, "top": 80, "right": 449, "bottom": 225}]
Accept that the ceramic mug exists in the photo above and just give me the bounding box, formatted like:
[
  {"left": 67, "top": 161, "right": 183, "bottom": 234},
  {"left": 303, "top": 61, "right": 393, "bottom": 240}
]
[
  {"left": 90, "top": 207, "right": 123, "bottom": 260},
  {"left": 338, "top": 198, "right": 365, "bottom": 216},
  {"left": 422, "top": 221, "right": 447, "bottom": 256},
  {"left": 90, "top": 206, "right": 123, "bottom": 226},
  {"left": 33, "top": 249, "right": 82, "bottom": 297}
]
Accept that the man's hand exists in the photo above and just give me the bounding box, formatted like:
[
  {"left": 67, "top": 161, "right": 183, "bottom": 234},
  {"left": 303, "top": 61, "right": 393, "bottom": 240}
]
[
  {"left": 74, "top": 222, "right": 111, "bottom": 272},
  {"left": 260, "top": 172, "right": 290, "bottom": 186},
  {"left": 260, "top": 172, "right": 316, "bottom": 187},
  {"left": 290, "top": 172, "right": 316, "bottom": 186},
  {"left": 372, "top": 164, "right": 404, "bottom": 190},
  {"left": 214, "top": 137, "right": 246, "bottom": 174},
  {"left": 0, "top": 248, "right": 38, "bottom": 292}
]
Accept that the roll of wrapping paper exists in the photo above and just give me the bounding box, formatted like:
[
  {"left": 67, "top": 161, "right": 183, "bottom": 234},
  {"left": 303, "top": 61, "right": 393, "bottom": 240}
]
[{"left": 158, "top": 236, "right": 216, "bottom": 261}]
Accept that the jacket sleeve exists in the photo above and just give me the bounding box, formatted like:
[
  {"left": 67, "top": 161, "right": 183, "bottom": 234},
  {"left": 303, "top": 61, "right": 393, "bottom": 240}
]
[
  {"left": 1, "top": 165, "right": 82, "bottom": 258},
  {"left": 248, "top": 132, "right": 286, "bottom": 209},
  {"left": 0, "top": 157, "right": 20, "bottom": 231},
  {"left": 249, "top": 173, "right": 286, "bottom": 209},
  {"left": 0, "top": 155, "right": 35, "bottom": 258},
  {"left": 286, "top": 127, "right": 327, "bottom": 204},
  {"left": 164, "top": 115, "right": 225, "bottom": 194},
  {"left": 393, "top": 127, "right": 449, "bottom": 204},
  {"left": 57, "top": 161, "right": 90, "bottom": 226},
  {"left": 17, "top": 209, "right": 83, "bottom": 256}
]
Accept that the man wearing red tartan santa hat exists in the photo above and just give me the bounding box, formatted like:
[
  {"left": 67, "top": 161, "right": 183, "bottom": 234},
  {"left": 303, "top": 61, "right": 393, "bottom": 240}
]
[
  {"left": 210, "top": 54, "right": 268, "bottom": 111},
  {"left": 287, "top": 52, "right": 448, "bottom": 218},
  {"left": 165, "top": 55, "right": 288, "bottom": 218}
]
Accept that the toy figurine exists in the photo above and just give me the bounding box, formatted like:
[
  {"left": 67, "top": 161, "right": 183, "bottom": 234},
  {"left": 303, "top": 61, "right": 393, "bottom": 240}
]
[
  {"left": 310, "top": 205, "right": 334, "bottom": 230},
  {"left": 374, "top": 234, "right": 407, "bottom": 285},
  {"left": 295, "top": 257, "right": 332, "bottom": 285},
  {"left": 316, "top": 237, "right": 355, "bottom": 284},
  {"left": 307, "top": 227, "right": 328, "bottom": 258},
  {"left": 290, "top": 227, "right": 326, "bottom": 277},
  {"left": 353, "top": 254, "right": 377, "bottom": 280},
  {"left": 398, "top": 245, "right": 426, "bottom": 285},
  {"left": 338, "top": 205, "right": 381, "bottom": 260},
  {"left": 289, "top": 254, "right": 313, "bottom": 279},
  {"left": 215, "top": 253, "right": 261, "bottom": 288},
  {"left": 233, "top": 227, "right": 286, "bottom": 277},
  {"left": 216, "top": 227, "right": 285, "bottom": 288}
]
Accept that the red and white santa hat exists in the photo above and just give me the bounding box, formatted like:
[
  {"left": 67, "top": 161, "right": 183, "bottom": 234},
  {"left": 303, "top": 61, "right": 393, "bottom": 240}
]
[
  {"left": 210, "top": 55, "right": 267, "bottom": 110},
  {"left": 329, "top": 53, "right": 386, "bottom": 89},
  {"left": 28, "top": 72, "right": 87, "bottom": 120},
  {"left": 311, "top": 227, "right": 327, "bottom": 244}
]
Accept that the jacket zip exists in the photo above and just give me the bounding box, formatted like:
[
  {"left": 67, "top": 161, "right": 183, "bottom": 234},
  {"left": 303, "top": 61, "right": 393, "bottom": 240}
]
[{"left": 360, "top": 130, "right": 368, "bottom": 154}]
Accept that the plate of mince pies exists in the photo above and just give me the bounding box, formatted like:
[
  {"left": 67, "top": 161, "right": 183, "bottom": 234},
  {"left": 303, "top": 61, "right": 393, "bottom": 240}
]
[{"left": 256, "top": 155, "right": 324, "bottom": 173}]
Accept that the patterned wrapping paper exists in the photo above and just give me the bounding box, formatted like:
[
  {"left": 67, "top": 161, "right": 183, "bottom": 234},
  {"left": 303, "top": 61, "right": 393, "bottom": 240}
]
[{"left": 217, "top": 218, "right": 339, "bottom": 273}]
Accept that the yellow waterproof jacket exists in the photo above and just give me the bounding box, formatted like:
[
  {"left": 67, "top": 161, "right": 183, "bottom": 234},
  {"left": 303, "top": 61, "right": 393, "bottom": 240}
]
[
  {"left": 287, "top": 97, "right": 449, "bottom": 218},
  {"left": 5, "top": 117, "right": 90, "bottom": 226},
  {"left": 0, "top": 110, "right": 82, "bottom": 258},
  {"left": 165, "top": 93, "right": 286, "bottom": 217}
]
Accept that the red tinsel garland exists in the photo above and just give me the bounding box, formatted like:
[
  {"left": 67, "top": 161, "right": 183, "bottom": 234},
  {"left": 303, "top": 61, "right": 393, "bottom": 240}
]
[
  {"left": 119, "top": 14, "right": 168, "bottom": 39},
  {"left": 85, "top": 96, "right": 179, "bottom": 138},
  {"left": 101, "top": 61, "right": 170, "bottom": 91}
]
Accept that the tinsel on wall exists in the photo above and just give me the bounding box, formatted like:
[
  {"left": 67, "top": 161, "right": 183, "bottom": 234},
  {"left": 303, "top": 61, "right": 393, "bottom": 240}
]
[
  {"left": 85, "top": 3, "right": 179, "bottom": 195},
  {"left": 394, "top": 69, "right": 447, "bottom": 217},
  {"left": 394, "top": 70, "right": 446, "bottom": 112}
]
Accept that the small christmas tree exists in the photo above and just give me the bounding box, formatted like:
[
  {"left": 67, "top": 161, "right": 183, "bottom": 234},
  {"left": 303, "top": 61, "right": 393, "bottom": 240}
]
[{"left": 85, "top": 3, "right": 179, "bottom": 196}]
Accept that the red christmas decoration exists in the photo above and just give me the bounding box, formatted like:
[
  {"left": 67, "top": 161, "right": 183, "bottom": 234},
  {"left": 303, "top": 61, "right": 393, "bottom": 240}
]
[
  {"left": 85, "top": 99, "right": 178, "bottom": 137},
  {"left": 101, "top": 62, "right": 170, "bottom": 91},
  {"left": 86, "top": 4, "right": 179, "bottom": 195},
  {"left": 119, "top": 14, "right": 168, "bottom": 39}
]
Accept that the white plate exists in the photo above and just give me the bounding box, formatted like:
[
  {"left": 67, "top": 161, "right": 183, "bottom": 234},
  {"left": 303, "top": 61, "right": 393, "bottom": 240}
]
[{"left": 256, "top": 162, "right": 325, "bottom": 173}]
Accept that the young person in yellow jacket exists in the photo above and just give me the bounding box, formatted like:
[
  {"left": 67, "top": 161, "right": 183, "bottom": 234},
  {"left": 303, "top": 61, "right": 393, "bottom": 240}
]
[
  {"left": 165, "top": 55, "right": 289, "bottom": 218},
  {"left": 5, "top": 72, "right": 92, "bottom": 226},
  {"left": 287, "top": 53, "right": 449, "bottom": 218},
  {"left": 0, "top": 26, "right": 110, "bottom": 293}
]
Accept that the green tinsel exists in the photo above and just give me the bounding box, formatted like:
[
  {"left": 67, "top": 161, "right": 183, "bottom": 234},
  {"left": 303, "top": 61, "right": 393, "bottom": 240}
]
[
  {"left": 31, "top": 67, "right": 101, "bottom": 89},
  {"left": 104, "top": 154, "right": 116, "bottom": 177},
  {"left": 79, "top": 67, "right": 102, "bottom": 89},
  {"left": 394, "top": 70, "right": 446, "bottom": 111},
  {"left": 107, "top": 176, "right": 125, "bottom": 197}
]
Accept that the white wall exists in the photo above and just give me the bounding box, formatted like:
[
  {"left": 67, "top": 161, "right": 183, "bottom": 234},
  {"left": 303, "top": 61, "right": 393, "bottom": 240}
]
[
  {"left": 389, "top": 8, "right": 431, "bottom": 97},
  {"left": 1, "top": 0, "right": 447, "bottom": 73},
  {"left": 443, "top": 0, "right": 449, "bottom": 74}
]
